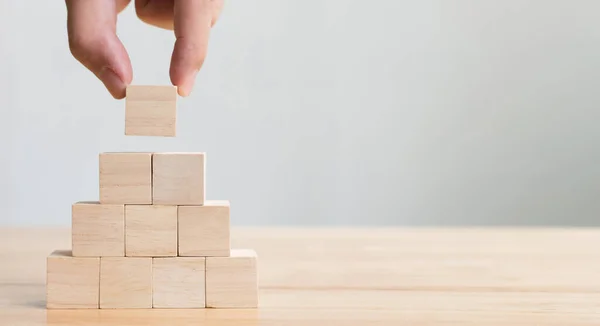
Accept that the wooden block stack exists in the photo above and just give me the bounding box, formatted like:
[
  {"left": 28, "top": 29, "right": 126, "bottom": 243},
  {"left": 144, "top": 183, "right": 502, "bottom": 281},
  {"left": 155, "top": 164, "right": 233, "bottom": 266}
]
[{"left": 46, "top": 87, "right": 258, "bottom": 309}]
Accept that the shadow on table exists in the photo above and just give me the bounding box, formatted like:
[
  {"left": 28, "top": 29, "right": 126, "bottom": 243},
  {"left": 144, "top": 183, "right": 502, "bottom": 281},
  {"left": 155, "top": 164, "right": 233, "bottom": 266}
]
[{"left": 46, "top": 309, "right": 261, "bottom": 326}]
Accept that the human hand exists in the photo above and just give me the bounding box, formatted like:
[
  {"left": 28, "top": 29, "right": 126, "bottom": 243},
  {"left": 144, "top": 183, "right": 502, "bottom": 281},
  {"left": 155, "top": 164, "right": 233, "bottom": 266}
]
[{"left": 65, "top": 0, "right": 224, "bottom": 99}]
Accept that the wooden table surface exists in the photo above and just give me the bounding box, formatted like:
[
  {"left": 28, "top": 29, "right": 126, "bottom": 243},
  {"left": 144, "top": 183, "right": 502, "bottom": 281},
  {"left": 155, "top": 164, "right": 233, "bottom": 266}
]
[{"left": 1, "top": 227, "right": 600, "bottom": 325}]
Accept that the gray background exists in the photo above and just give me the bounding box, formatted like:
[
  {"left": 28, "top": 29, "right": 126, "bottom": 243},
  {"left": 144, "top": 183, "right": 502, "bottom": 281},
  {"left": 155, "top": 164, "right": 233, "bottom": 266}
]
[{"left": 1, "top": 1, "right": 600, "bottom": 227}]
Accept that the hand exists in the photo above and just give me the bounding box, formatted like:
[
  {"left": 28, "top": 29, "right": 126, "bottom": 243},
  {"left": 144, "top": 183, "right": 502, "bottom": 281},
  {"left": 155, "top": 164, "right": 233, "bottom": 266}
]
[{"left": 65, "top": 0, "right": 224, "bottom": 99}]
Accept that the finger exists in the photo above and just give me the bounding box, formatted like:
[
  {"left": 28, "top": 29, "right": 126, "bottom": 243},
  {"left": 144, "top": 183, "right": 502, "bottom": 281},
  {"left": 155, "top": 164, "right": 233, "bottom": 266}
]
[
  {"left": 66, "top": 0, "right": 133, "bottom": 99},
  {"left": 171, "top": 0, "right": 220, "bottom": 97},
  {"left": 135, "top": 0, "right": 174, "bottom": 30},
  {"left": 117, "top": 0, "right": 132, "bottom": 13}
]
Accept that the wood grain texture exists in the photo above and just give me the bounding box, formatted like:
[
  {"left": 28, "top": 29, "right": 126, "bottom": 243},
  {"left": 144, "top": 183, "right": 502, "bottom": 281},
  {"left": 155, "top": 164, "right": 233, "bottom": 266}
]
[
  {"left": 46, "top": 250, "right": 100, "bottom": 309},
  {"left": 125, "top": 205, "right": 177, "bottom": 257},
  {"left": 126, "top": 85, "right": 177, "bottom": 101},
  {"left": 152, "top": 153, "right": 205, "bottom": 205},
  {"left": 152, "top": 257, "right": 206, "bottom": 308},
  {"left": 206, "top": 249, "right": 258, "bottom": 308},
  {"left": 3, "top": 227, "right": 600, "bottom": 325},
  {"left": 71, "top": 202, "right": 124, "bottom": 257},
  {"left": 99, "top": 152, "right": 152, "bottom": 204},
  {"left": 125, "top": 85, "right": 177, "bottom": 137},
  {"left": 100, "top": 257, "right": 152, "bottom": 309},
  {"left": 178, "top": 200, "right": 230, "bottom": 257}
]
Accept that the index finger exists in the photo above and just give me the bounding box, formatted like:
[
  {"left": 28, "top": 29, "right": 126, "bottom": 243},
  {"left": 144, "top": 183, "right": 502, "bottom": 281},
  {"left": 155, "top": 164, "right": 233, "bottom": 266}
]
[
  {"left": 65, "top": 0, "right": 133, "bottom": 99},
  {"left": 170, "top": 0, "right": 214, "bottom": 97}
]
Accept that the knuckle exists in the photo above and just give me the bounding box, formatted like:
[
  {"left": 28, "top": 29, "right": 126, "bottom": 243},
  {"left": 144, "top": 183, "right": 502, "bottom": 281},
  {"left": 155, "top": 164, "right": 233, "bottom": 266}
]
[
  {"left": 67, "top": 33, "right": 92, "bottom": 61},
  {"left": 68, "top": 32, "right": 110, "bottom": 67}
]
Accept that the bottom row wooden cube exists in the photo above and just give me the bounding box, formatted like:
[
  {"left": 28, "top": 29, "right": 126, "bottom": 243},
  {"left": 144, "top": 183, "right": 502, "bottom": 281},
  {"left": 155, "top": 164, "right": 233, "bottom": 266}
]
[
  {"left": 153, "top": 257, "right": 206, "bottom": 308},
  {"left": 206, "top": 249, "right": 258, "bottom": 308},
  {"left": 100, "top": 257, "right": 152, "bottom": 308},
  {"left": 46, "top": 250, "right": 100, "bottom": 309},
  {"left": 46, "top": 249, "right": 258, "bottom": 309}
]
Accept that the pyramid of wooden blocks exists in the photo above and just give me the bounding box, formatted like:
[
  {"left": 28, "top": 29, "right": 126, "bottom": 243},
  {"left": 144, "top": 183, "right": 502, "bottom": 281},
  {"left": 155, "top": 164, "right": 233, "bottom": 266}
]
[{"left": 47, "top": 152, "right": 258, "bottom": 309}]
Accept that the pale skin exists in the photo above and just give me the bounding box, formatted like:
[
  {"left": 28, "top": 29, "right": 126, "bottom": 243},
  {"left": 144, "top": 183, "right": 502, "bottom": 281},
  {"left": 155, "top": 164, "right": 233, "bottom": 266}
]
[{"left": 65, "top": 0, "right": 224, "bottom": 99}]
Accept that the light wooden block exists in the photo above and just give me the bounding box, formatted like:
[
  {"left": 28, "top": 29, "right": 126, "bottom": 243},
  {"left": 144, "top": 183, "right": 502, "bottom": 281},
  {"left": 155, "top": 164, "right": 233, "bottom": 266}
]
[
  {"left": 178, "top": 200, "right": 230, "bottom": 257},
  {"left": 99, "top": 152, "right": 152, "bottom": 204},
  {"left": 46, "top": 250, "right": 100, "bottom": 309},
  {"left": 152, "top": 257, "right": 206, "bottom": 308},
  {"left": 152, "top": 153, "right": 205, "bottom": 205},
  {"left": 72, "top": 202, "right": 124, "bottom": 257},
  {"left": 125, "top": 85, "right": 177, "bottom": 137},
  {"left": 100, "top": 257, "right": 152, "bottom": 309},
  {"left": 125, "top": 205, "right": 177, "bottom": 257},
  {"left": 206, "top": 249, "right": 258, "bottom": 308}
]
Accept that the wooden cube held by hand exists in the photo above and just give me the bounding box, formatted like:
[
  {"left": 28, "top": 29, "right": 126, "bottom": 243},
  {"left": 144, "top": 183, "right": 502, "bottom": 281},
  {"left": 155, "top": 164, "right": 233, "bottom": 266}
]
[{"left": 125, "top": 85, "right": 177, "bottom": 137}]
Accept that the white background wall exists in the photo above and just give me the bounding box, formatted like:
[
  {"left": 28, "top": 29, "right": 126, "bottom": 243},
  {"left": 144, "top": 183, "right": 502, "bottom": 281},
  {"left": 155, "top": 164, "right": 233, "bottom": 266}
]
[{"left": 1, "top": 1, "right": 600, "bottom": 226}]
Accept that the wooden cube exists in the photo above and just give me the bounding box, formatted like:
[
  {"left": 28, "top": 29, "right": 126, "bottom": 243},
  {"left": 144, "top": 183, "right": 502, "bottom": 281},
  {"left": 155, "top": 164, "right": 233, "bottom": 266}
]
[
  {"left": 125, "top": 205, "right": 177, "bottom": 257},
  {"left": 99, "top": 152, "right": 152, "bottom": 204},
  {"left": 100, "top": 257, "right": 152, "bottom": 308},
  {"left": 46, "top": 250, "right": 100, "bottom": 309},
  {"left": 152, "top": 257, "right": 206, "bottom": 308},
  {"left": 206, "top": 249, "right": 258, "bottom": 308},
  {"left": 72, "top": 202, "right": 124, "bottom": 257},
  {"left": 125, "top": 85, "right": 177, "bottom": 137},
  {"left": 178, "top": 200, "right": 230, "bottom": 257},
  {"left": 152, "top": 153, "right": 205, "bottom": 205}
]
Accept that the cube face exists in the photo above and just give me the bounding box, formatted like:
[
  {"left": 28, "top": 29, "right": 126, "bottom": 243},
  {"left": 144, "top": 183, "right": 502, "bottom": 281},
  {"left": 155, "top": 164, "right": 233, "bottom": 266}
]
[
  {"left": 100, "top": 257, "right": 152, "bottom": 309},
  {"left": 72, "top": 202, "right": 124, "bottom": 257},
  {"left": 99, "top": 152, "right": 152, "bottom": 204},
  {"left": 206, "top": 249, "right": 258, "bottom": 308},
  {"left": 178, "top": 201, "right": 230, "bottom": 257},
  {"left": 125, "top": 205, "right": 178, "bottom": 257},
  {"left": 46, "top": 250, "right": 100, "bottom": 309},
  {"left": 152, "top": 257, "right": 206, "bottom": 308},
  {"left": 125, "top": 85, "right": 177, "bottom": 137},
  {"left": 153, "top": 153, "right": 205, "bottom": 205}
]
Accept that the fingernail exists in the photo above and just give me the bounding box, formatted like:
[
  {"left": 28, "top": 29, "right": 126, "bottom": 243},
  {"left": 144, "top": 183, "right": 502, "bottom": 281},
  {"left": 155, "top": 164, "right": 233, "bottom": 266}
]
[
  {"left": 99, "top": 66, "right": 126, "bottom": 99},
  {"left": 179, "top": 69, "right": 199, "bottom": 97}
]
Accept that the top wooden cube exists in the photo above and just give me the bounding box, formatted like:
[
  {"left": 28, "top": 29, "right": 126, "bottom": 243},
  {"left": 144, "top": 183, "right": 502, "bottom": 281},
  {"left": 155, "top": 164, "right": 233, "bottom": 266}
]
[
  {"left": 125, "top": 85, "right": 177, "bottom": 137},
  {"left": 153, "top": 153, "right": 205, "bottom": 205},
  {"left": 99, "top": 152, "right": 152, "bottom": 204}
]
